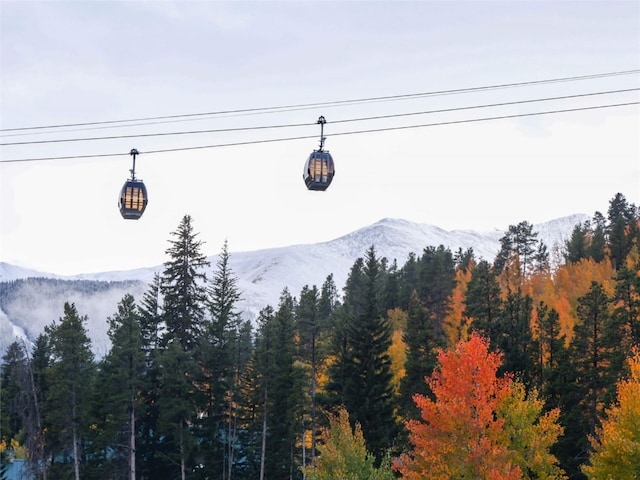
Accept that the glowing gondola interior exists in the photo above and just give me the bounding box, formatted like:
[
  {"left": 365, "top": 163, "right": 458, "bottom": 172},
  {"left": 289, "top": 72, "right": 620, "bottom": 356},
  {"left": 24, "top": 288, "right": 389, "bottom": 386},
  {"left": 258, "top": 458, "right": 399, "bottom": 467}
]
[
  {"left": 304, "top": 151, "right": 335, "bottom": 190},
  {"left": 119, "top": 181, "right": 148, "bottom": 219}
]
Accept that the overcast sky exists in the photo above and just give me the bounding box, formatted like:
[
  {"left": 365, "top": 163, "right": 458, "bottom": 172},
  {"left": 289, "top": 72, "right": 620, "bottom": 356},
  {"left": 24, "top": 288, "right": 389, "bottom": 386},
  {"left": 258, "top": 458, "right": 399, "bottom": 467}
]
[{"left": 1, "top": 0, "right": 639, "bottom": 276}]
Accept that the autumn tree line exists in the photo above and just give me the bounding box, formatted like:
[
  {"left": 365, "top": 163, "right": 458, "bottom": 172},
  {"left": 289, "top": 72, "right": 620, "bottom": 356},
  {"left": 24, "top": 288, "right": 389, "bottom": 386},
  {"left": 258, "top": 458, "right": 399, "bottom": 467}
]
[{"left": 1, "top": 192, "right": 638, "bottom": 480}]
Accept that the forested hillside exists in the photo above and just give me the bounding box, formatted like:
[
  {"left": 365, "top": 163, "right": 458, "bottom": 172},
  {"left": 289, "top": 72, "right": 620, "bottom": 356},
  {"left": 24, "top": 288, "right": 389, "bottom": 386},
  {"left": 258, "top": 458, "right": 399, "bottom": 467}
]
[
  {"left": 1, "top": 192, "right": 638, "bottom": 480},
  {"left": 0, "top": 278, "right": 147, "bottom": 356}
]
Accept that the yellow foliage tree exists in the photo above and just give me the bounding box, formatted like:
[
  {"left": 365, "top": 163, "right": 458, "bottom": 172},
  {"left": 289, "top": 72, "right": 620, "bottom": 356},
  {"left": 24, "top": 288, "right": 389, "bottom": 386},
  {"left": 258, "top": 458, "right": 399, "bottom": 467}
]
[
  {"left": 301, "top": 407, "right": 395, "bottom": 480},
  {"left": 387, "top": 308, "right": 407, "bottom": 394},
  {"left": 546, "top": 258, "right": 615, "bottom": 342},
  {"left": 582, "top": 350, "right": 640, "bottom": 479},
  {"left": 498, "top": 383, "right": 566, "bottom": 480}
]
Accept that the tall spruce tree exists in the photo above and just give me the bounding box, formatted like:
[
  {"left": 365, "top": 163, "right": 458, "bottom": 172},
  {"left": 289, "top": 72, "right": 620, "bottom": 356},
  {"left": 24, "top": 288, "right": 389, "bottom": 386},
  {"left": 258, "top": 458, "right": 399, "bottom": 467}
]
[
  {"left": 497, "top": 288, "right": 535, "bottom": 383},
  {"left": 29, "top": 333, "right": 50, "bottom": 480},
  {"left": 251, "top": 291, "right": 305, "bottom": 480},
  {"left": 399, "top": 290, "right": 444, "bottom": 419},
  {"left": 588, "top": 212, "right": 607, "bottom": 262},
  {"left": 157, "top": 341, "right": 198, "bottom": 480},
  {"left": 198, "top": 239, "right": 243, "bottom": 479},
  {"left": 1, "top": 341, "right": 27, "bottom": 447},
  {"left": 156, "top": 215, "right": 209, "bottom": 479},
  {"left": 44, "top": 302, "right": 95, "bottom": 480},
  {"left": 296, "top": 284, "right": 322, "bottom": 465},
  {"left": 326, "top": 246, "right": 398, "bottom": 461},
  {"left": 609, "top": 260, "right": 640, "bottom": 378},
  {"left": 398, "top": 252, "right": 418, "bottom": 309},
  {"left": 136, "top": 274, "right": 164, "bottom": 480},
  {"left": 161, "top": 214, "right": 210, "bottom": 351},
  {"left": 1, "top": 339, "right": 48, "bottom": 480},
  {"left": 534, "top": 302, "right": 568, "bottom": 408},
  {"left": 564, "top": 281, "right": 614, "bottom": 474},
  {"left": 226, "top": 318, "right": 253, "bottom": 480},
  {"left": 416, "top": 245, "right": 456, "bottom": 338},
  {"left": 319, "top": 274, "right": 339, "bottom": 320},
  {"left": 98, "top": 294, "right": 145, "bottom": 480},
  {"left": 465, "top": 260, "right": 503, "bottom": 342},
  {"left": 565, "top": 222, "right": 589, "bottom": 263},
  {"left": 139, "top": 273, "right": 163, "bottom": 354},
  {"left": 606, "top": 193, "right": 638, "bottom": 269},
  {"left": 296, "top": 276, "right": 337, "bottom": 468}
]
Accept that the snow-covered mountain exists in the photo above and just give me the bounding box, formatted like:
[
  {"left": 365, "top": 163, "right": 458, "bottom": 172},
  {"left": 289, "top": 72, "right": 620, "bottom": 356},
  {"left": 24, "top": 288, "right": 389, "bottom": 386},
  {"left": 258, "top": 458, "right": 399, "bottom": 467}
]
[{"left": 0, "top": 214, "right": 587, "bottom": 356}]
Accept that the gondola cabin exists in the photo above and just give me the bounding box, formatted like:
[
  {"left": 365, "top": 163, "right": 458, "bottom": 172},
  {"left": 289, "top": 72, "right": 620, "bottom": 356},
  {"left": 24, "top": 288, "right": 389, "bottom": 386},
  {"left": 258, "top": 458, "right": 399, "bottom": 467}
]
[
  {"left": 119, "top": 180, "right": 148, "bottom": 219},
  {"left": 303, "top": 116, "right": 335, "bottom": 191},
  {"left": 118, "top": 148, "right": 148, "bottom": 219},
  {"left": 303, "top": 150, "right": 335, "bottom": 191}
]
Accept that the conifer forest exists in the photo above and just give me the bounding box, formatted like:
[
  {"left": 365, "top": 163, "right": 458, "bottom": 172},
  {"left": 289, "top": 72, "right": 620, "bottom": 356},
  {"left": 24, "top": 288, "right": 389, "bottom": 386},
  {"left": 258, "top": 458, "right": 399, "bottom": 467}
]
[{"left": 1, "top": 192, "right": 639, "bottom": 480}]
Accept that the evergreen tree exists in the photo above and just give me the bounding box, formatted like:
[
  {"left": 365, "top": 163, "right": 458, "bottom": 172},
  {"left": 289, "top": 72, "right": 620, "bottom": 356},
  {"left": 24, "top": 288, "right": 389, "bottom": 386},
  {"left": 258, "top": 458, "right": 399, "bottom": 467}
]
[
  {"left": 226, "top": 318, "right": 254, "bottom": 480},
  {"left": 0, "top": 335, "right": 49, "bottom": 480},
  {"left": 465, "top": 260, "right": 503, "bottom": 342},
  {"left": 154, "top": 214, "right": 210, "bottom": 479},
  {"left": 245, "top": 305, "right": 275, "bottom": 480},
  {"left": 139, "top": 272, "right": 163, "bottom": 354},
  {"left": 564, "top": 282, "right": 614, "bottom": 474},
  {"left": 319, "top": 274, "right": 339, "bottom": 321},
  {"left": 251, "top": 291, "right": 305, "bottom": 480},
  {"left": 136, "top": 274, "right": 164, "bottom": 480},
  {"left": 156, "top": 341, "right": 198, "bottom": 480},
  {"left": 161, "top": 214, "right": 210, "bottom": 351},
  {"left": 535, "top": 302, "right": 568, "bottom": 409},
  {"left": 297, "top": 276, "right": 337, "bottom": 468},
  {"left": 198, "top": 239, "right": 243, "bottom": 479},
  {"left": 29, "top": 333, "right": 50, "bottom": 480},
  {"left": 1, "top": 342, "right": 26, "bottom": 444},
  {"left": 608, "top": 260, "right": 640, "bottom": 381},
  {"left": 534, "top": 240, "right": 550, "bottom": 274},
  {"left": 96, "top": 294, "right": 145, "bottom": 480},
  {"left": 327, "top": 246, "right": 399, "bottom": 461},
  {"left": 379, "top": 258, "right": 400, "bottom": 312},
  {"left": 43, "top": 302, "right": 95, "bottom": 480},
  {"left": 398, "top": 252, "right": 418, "bottom": 308},
  {"left": 565, "top": 222, "right": 589, "bottom": 264},
  {"left": 606, "top": 192, "right": 637, "bottom": 269},
  {"left": 416, "top": 245, "right": 456, "bottom": 338},
  {"left": 1, "top": 340, "right": 47, "bottom": 479},
  {"left": 497, "top": 288, "right": 535, "bottom": 384},
  {"left": 399, "top": 290, "right": 444, "bottom": 418},
  {"left": 454, "top": 246, "right": 475, "bottom": 273},
  {"left": 296, "top": 284, "right": 322, "bottom": 464},
  {"left": 494, "top": 221, "right": 544, "bottom": 282},
  {"left": 588, "top": 212, "right": 607, "bottom": 263}
]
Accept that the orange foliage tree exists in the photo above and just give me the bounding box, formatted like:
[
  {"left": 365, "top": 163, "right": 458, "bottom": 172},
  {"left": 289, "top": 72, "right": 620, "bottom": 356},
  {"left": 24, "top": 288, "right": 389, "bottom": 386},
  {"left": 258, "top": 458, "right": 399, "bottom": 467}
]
[{"left": 394, "top": 332, "right": 565, "bottom": 480}]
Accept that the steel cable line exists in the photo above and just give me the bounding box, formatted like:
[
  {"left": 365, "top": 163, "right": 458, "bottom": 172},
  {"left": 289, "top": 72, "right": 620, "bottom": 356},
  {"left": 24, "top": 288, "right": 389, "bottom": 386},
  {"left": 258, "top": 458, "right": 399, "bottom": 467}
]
[
  {"left": 2, "top": 101, "right": 637, "bottom": 164},
  {"left": 1, "top": 69, "right": 638, "bottom": 134},
  {"left": 2, "top": 88, "right": 638, "bottom": 147}
]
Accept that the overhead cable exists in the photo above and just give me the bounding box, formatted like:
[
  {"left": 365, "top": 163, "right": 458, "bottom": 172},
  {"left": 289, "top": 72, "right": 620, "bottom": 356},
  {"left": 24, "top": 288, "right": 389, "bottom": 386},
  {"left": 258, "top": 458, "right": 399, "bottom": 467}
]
[
  {"left": 2, "top": 101, "right": 637, "bottom": 164},
  {"left": 2, "top": 88, "right": 637, "bottom": 146},
  {"left": 2, "top": 68, "right": 638, "bottom": 133}
]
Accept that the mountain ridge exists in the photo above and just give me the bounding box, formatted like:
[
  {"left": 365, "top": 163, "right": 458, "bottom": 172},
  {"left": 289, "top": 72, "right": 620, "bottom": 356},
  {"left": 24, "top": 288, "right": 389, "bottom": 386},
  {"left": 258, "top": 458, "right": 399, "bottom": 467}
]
[{"left": 0, "top": 214, "right": 588, "bottom": 356}]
